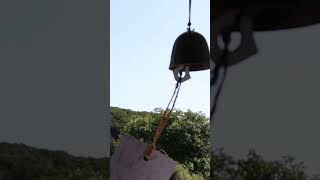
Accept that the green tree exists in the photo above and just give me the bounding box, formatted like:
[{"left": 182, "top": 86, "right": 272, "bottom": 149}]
[
  {"left": 0, "top": 143, "right": 108, "bottom": 180},
  {"left": 211, "top": 148, "right": 310, "bottom": 180},
  {"left": 171, "top": 164, "right": 205, "bottom": 180},
  {"left": 111, "top": 107, "right": 210, "bottom": 179}
]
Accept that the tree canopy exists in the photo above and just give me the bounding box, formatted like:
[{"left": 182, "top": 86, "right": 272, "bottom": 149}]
[
  {"left": 111, "top": 107, "right": 211, "bottom": 179},
  {"left": 111, "top": 107, "right": 320, "bottom": 180},
  {"left": 211, "top": 148, "right": 310, "bottom": 180},
  {"left": 0, "top": 143, "right": 108, "bottom": 180},
  {"left": 0, "top": 107, "right": 318, "bottom": 179}
]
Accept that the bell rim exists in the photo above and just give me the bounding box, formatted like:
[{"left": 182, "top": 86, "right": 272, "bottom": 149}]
[{"left": 169, "top": 63, "right": 210, "bottom": 71}]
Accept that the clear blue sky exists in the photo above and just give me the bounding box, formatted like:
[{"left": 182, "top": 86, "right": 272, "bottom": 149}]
[{"left": 111, "top": 0, "right": 210, "bottom": 116}]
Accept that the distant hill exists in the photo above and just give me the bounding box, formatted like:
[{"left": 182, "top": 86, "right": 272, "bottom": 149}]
[
  {"left": 0, "top": 107, "right": 150, "bottom": 180},
  {"left": 0, "top": 142, "right": 109, "bottom": 180}
]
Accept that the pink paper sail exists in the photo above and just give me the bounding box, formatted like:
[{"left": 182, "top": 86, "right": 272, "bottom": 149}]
[{"left": 110, "top": 134, "right": 176, "bottom": 180}]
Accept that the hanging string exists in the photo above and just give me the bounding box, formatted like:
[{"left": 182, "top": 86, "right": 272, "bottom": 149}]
[
  {"left": 211, "top": 60, "right": 228, "bottom": 118},
  {"left": 210, "top": 31, "right": 231, "bottom": 119},
  {"left": 164, "top": 74, "right": 182, "bottom": 113},
  {"left": 187, "top": 0, "right": 192, "bottom": 31},
  {"left": 144, "top": 73, "right": 183, "bottom": 160}
]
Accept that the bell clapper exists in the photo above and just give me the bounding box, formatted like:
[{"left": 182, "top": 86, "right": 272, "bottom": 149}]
[{"left": 173, "top": 65, "right": 191, "bottom": 83}]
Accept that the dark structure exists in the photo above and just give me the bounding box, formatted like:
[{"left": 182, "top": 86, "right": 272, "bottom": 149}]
[
  {"left": 210, "top": 1, "right": 320, "bottom": 120},
  {"left": 212, "top": 0, "right": 320, "bottom": 31},
  {"left": 170, "top": 31, "right": 210, "bottom": 72}
]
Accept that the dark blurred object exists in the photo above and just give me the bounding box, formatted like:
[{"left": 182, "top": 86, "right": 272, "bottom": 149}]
[
  {"left": 169, "top": 31, "right": 210, "bottom": 71},
  {"left": 211, "top": 0, "right": 320, "bottom": 31}
]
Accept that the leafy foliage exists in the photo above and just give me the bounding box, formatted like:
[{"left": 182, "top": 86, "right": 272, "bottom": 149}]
[
  {"left": 111, "top": 106, "right": 210, "bottom": 179},
  {"left": 170, "top": 164, "right": 205, "bottom": 180},
  {"left": 0, "top": 143, "right": 109, "bottom": 180},
  {"left": 211, "top": 148, "right": 320, "bottom": 180},
  {"left": 1, "top": 107, "right": 319, "bottom": 179},
  {"left": 111, "top": 106, "right": 320, "bottom": 180}
]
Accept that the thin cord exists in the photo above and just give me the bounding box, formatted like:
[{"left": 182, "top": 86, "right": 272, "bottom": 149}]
[
  {"left": 158, "top": 78, "right": 182, "bottom": 137},
  {"left": 211, "top": 64, "right": 228, "bottom": 117},
  {"left": 210, "top": 32, "right": 231, "bottom": 119},
  {"left": 168, "top": 79, "right": 182, "bottom": 114},
  {"left": 188, "top": 0, "right": 192, "bottom": 31},
  {"left": 144, "top": 74, "right": 183, "bottom": 160},
  {"left": 165, "top": 76, "right": 182, "bottom": 113}
]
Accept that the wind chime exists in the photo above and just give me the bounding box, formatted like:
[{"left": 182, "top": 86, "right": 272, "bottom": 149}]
[
  {"left": 110, "top": 1, "right": 209, "bottom": 179},
  {"left": 144, "top": 0, "right": 210, "bottom": 160},
  {"left": 210, "top": 1, "right": 320, "bottom": 121}
]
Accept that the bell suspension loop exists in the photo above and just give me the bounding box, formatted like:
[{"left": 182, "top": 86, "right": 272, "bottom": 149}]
[{"left": 173, "top": 65, "right": 191, "bottom": 83}]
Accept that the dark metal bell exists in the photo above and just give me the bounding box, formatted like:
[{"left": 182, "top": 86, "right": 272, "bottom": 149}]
[
  {"left": 212, "top": 1, "right": 320, "bottom": 31},
  {"left": 169, "top": 31, "right": 210, "bottom": 71}
]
